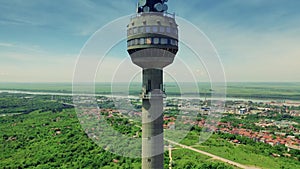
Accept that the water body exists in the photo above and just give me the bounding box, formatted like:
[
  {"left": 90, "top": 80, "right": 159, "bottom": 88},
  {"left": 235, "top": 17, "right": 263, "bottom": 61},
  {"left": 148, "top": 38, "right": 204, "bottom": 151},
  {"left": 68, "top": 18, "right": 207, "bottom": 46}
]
[{"left": 0, "top": 89, "right": 295, "bottom": 103}]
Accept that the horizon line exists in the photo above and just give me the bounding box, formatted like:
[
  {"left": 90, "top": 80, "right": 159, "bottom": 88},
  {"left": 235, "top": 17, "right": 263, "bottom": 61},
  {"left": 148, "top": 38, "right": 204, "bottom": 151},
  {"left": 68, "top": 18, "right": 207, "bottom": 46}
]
[{"left": 1, "top": 81, "right": 300, "bottom": 84}]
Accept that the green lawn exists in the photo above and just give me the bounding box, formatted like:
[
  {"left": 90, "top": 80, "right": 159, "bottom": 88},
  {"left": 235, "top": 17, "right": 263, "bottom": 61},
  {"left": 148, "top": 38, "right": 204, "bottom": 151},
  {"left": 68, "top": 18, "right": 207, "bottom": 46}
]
[{"left": 170, "top": 148, "right": 236, "bottom": 169}]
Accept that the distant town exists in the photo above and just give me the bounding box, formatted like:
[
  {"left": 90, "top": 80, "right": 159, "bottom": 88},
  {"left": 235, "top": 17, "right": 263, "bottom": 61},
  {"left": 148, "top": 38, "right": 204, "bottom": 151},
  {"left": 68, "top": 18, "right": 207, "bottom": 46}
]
[{"left": 94, "top": 95, "right": 300, "bottom": 153}]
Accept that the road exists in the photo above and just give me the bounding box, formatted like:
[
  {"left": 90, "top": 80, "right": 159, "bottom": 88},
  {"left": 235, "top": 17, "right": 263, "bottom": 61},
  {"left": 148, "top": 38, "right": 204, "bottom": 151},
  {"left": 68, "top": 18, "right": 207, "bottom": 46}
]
[{"left": 165, "top": 139, "right": 261, "bottom": 169}]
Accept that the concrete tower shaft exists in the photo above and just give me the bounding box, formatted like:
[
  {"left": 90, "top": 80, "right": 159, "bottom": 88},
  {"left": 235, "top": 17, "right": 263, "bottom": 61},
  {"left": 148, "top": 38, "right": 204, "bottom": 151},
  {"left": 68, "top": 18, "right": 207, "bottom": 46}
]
[
  {"left": 127, "top": 1, "right": 178, "bottom": 169},
  {"left": 141, "top": 69, "right": 164, "bottom": 169}
]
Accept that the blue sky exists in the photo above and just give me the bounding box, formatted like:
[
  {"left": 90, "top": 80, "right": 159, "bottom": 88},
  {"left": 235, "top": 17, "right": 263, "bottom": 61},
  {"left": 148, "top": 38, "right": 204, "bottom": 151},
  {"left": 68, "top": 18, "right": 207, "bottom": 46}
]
[{"left": 0, "top": 0, "right": 299, "bottom": 82}]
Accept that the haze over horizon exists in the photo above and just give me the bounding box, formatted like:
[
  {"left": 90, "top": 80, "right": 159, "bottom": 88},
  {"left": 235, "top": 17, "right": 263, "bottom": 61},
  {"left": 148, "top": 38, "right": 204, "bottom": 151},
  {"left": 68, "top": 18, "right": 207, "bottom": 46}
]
[{"left": 1, "top": 0, "right": 299, "bottom": 83}]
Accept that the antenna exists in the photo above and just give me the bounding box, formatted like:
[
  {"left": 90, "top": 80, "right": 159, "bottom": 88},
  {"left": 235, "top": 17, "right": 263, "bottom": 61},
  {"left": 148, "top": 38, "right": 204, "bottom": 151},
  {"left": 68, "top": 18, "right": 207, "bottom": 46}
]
[
  {"left": 139, "top": 0, "right": 147, "bottom": 7},
  {"left": 154, "top": 3, "right": 163, "bottom": 12},
  {"left": 162, "top": 4, "right": 168, "bottom": 11},
  {"left": 143, "top": 6, "right": 150, "bottom": 12},
  {"left": 137, "top": 0, "right": 170, "bottom": 13}
]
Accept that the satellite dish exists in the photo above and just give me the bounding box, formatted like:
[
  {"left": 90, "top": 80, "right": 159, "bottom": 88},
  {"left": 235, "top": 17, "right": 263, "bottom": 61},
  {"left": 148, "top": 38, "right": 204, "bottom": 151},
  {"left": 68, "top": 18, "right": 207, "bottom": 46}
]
[
  {"left": 143, "top": 6, "right": 150, "bottom": 12},
  {"left": 138, "top": 0, "right": 147, "bottom": 7},
  {"left": 154, "top": 3, "right": 163, "bottom": 12},
  {"left": 162, "top": 4, "right": 168, "bottom": 11}
]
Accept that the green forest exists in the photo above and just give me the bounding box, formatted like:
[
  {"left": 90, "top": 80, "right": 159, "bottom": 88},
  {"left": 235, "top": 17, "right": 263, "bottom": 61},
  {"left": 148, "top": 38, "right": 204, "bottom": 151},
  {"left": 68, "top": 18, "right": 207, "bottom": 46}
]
[{"left": 1, "top": 93, "right": 234, "bottom": 168}]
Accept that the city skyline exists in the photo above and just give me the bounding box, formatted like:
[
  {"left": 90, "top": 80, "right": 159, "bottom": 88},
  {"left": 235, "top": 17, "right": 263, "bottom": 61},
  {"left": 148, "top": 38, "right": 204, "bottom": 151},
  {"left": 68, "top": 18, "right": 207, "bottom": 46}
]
[{"left": 0, "top": 0, "right": 300, "bottom": 82}]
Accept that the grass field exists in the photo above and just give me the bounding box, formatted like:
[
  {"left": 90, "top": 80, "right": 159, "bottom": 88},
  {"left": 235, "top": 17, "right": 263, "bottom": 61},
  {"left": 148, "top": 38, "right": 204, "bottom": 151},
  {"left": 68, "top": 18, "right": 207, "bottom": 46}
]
[
  {"left": 170, "top": 148, "right": 238, "bottom": 169},
  {"left": 180, "top": 132, "right": 300, "bottom": 169}
]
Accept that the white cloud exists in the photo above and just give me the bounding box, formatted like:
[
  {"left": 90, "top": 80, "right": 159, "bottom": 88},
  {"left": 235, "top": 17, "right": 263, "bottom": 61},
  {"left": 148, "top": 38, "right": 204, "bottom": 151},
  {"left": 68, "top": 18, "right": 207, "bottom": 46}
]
[
  {"left": 0, "top": 43, "right": 14, "bottom": 47},
  {"left": 0, "top": 42, "right": 45, "bottom": 54}
]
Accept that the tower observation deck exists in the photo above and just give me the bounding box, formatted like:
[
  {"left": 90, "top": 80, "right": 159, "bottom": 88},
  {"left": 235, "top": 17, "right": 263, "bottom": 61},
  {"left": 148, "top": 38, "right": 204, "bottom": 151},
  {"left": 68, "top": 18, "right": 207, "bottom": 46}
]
[{"left": 127, "top": 0, "right": 178, "bottom": 169}]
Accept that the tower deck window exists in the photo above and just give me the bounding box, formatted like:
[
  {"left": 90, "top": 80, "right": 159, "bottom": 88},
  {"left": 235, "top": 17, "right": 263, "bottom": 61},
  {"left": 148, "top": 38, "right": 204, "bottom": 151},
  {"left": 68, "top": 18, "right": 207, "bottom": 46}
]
[
  {"left": 166, "top": 27, "right": 171, "bottom": 33},
  {"left": 159, "top": 26, "right": 165, "bottom": 33},
  {"left": 139, "top": 27, "right": 144, "bottom": 33},
  {"left": 173, "top": 28, "right": 178, "bottom": 35},
  {"left": 146, "top": 26, "right": 151, "bottom": 33},
  {"left": 128, "top": 40, "right": 132, "bottom": 46},
  {"left": 153, "top": 38, "right": 159, "bottom": 44},
  {"left": 133, "top": 27, "right": 138, "bottom": 34},
  {"left": 161, "top": 38, "right": 168, "bottom": 45},
  {"left": 140, "top": 38, "right": 145, "bottom": 45},
  {"left": 170, "top": 39, "right": 178, "bottom": 46},
  {"left": 129, "top": 28, "right": 133, "bottom": 35},
  {"left": 146, "top": 38, "right": 152, "bottom": 44},
  {"left": 153, "top": 26, "right": 158, "bottom": 33}
]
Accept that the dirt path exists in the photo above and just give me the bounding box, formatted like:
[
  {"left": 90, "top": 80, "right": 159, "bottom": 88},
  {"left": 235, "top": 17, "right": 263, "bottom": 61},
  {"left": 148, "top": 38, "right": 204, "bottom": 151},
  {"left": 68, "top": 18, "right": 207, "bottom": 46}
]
[{"left": 165, "top": 139, "right": 261, "bottom": 169}]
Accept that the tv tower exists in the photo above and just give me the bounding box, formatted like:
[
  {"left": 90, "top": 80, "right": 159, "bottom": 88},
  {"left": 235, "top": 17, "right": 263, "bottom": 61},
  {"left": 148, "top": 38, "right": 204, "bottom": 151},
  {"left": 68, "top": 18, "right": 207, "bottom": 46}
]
[{"left": 127, "top": 0, "right": 178, "bottom": 168}]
